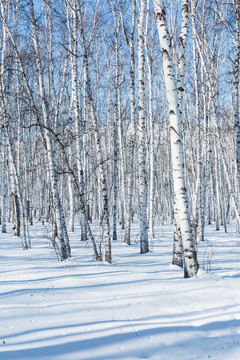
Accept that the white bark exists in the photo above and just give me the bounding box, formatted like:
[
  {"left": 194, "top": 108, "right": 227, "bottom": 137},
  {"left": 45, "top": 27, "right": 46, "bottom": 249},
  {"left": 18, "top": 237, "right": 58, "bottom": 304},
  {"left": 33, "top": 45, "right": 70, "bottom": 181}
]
[
  {"left": 68, "top": 1, "right": 87, "bottom": 240},
  {"left": 118, "top": 78, "right": 126, "bottom": 231},
  {"left": 138, "top": 0, "right": 149, "bottom": 254},
  {"left": 68, "top": 130, "right": 75, "bottom": 233},
  {"left": 120, "top": 0, "right": 136, "bottom": 245},
  {"left": 191, "top": 0, "right": 202, "bottom": 236},
  {"left": 154, "top": 0, "right": 198, "bottom": 277},
  {"left": 7, "top": 129, "right": 28, "bottom": 249},
  {"left": 172, "top": 214, "right": 183, "bottom": 268},
  {"left": 78, "top": 3, "right": 111, "bottom": 263},
  {"left": 29, "top": 0, "right": 70, "bottom": 260},
  {"left": 112, "top": 4, "right": 120, "bottom": 240},
  {"left": 145, "top": 1, "right": 155, "bottom": 240},
  {"left": 1, "top": 128, "right": 7, "bottom": 233},
  {"left": 0, "top": 1, "right": 8, "bottom": 233},
  {"left": 234, "top": 0, "right": 240, "bottom": 187}
]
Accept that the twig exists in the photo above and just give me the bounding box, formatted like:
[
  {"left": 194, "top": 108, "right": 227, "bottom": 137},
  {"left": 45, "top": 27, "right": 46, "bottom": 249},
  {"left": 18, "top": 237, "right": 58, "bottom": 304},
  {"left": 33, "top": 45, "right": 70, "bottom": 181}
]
[{"left": 127, "top": 317, "right": 138, "bottom": 336}]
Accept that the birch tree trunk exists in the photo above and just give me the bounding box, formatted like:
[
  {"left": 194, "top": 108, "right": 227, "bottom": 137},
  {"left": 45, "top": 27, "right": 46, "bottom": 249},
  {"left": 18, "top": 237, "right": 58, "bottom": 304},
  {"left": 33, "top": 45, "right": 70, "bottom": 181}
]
[
  {"left": 1, "top": 127, "right": 7, "bottom": 233},
  {"left": 68, "top": 128, "right": 75, "bottom": 232},
  {"left": 68, "top": 0, "right": 88, "bottom": 241},
  {"left": 154, "top": 0, "right": 198, "bottom": 278},
  {"left": 120, "top": 0, "right": 136, "bottom": 245},
  {"left": 172, "top": 215, "right": 183, "bottom": 267},
  {"left": 234, "top": 0, "right": 240, "bottom": 188},
  {"left": 29, "top": 0, "right": 70, "bottom": 261},
  {"left": 7, "top": 129, "right": 28, "bottom": 250},
  {"left": 191, "top": 0, "right": 202, "bottom": 239},
  {"left": 77, "top": 3, "right": 111, "bottom": 263},
  {"left": 0, "top": 1, "right": 7, "bottom": 233},
  {"left": 145, "top": 1, "right": 155, "bottom": 240},
  {"left": 112, "top": 4, "right": 120, "bottom": 241},
  {"left": 118, "top": 76, "right": 126, "bottom": 231},
  {"left": 138, "top": 0, "right": 149, "bottom": 254}
]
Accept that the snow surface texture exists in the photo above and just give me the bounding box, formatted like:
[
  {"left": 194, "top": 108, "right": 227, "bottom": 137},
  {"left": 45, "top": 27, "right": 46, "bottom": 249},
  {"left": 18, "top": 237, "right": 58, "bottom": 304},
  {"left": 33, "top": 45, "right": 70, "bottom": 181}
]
[{"left": 0, "top": 220, "right": 240, "bottom": 360}]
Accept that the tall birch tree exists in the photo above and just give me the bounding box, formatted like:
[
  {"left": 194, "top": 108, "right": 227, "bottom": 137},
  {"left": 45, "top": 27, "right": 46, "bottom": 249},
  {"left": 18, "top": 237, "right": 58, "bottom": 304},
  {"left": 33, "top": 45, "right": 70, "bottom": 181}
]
[
  {"left": 138, "top": 0, "right": 149, "bottom": 254},
  {"left": 120, "top": 0, "right": 137, "bottom": 245},
  {"left": 28, "top": 0, "right": 70, "bottom": 260},
  {"left": 154, "top": 0, "right": 198, "bottom": 277},
  {"left": 77, "top": 2, "right": 112, "bottom": 263}
]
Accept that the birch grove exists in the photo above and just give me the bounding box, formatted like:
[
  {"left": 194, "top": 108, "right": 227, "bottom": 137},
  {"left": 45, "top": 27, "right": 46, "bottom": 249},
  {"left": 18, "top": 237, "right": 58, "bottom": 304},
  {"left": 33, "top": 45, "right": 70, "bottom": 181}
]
[{"left": 0, "top": 0, "right": 239, "bottom": 278}]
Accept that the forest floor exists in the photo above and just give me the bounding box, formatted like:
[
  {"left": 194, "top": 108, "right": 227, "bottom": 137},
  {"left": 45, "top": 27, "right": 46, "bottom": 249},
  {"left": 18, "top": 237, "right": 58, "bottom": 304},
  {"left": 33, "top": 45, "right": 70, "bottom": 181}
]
[{"left": 0, "top": 219, "right": 240, "bottom": 360}]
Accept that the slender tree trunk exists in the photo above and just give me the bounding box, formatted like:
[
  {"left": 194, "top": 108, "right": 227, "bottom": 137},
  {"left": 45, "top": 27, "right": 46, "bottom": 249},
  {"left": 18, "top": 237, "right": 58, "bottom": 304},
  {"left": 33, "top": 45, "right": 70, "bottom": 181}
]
[
  {"left": 29, "top": 0, "right": 70, "bottom": 260},
  {"left": 191, "top": 1, "right": 202, "bottom": 238},
  {"left": 68, "top": 129, "right": 75, "bottom": 232},
  {"left": 120, "top": 0, "right": 136, "bottom": 245},
  {"left": 0, "top": 1, "right": 8, "bottom": 234},
  {"left": 112, "top": 8, "right": 120, "bottom": 240},
  {"left": 78, "top": 3, "right": 111, "bottom": 263},
  {"left": 138, "top": 0, "right": 149, "bottom": 254},
  {"left": 1, "top": 128, "right": 7, "bottom": 233},
  {"left": 7, "top": 130, "right": 28, "bottom": 249},
  {"left": 145, "top": 3, "right": 155, "bottom": 240},
  {"left": 68, "top": 1, "right": 87, "bottom": 240},
  {"left": 233, "top": 0, "right": 240, "bottom": 230}
]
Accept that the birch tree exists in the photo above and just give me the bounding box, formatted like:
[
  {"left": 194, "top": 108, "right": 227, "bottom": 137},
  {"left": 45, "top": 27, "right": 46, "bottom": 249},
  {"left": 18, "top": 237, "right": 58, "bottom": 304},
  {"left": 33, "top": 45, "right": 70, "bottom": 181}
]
[
  {"left": 145, "top": 1, "right": 155, "bottom": 240},
  {"left": 29, "top": 0, "right": 71, "bottom": 260},
  {"left": 0, "top": 0, "right": 8, "bottom": 234},
  {"left": 233, "top": 0, "right": 240, "bottom": 188},
  {"left": 77, "top": 2, "right": 112, "bottom": 263},
  {"left": 154, "top": 0, "right": 198, "bottom": 277},
  {"left": 1, "top": 127, "right": 7, "bottom": 233},
  {"left": 138, "top": 0, "right": 149, "bottom": 254},
  {"left": 120, "top": 0, "right": 137, "bottom": 245},
  {"left": 67, "top": 0, "right": 88, "bottom": 241},
  {"left": 111, "top": 0, "right": 120, "bottom": 241}
]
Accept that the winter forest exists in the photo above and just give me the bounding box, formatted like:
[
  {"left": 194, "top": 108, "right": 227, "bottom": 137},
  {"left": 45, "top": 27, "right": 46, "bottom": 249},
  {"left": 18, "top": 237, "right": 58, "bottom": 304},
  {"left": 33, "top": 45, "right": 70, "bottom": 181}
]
[{"left": 0, "top": 0, "right": 240, "bottom": 359}]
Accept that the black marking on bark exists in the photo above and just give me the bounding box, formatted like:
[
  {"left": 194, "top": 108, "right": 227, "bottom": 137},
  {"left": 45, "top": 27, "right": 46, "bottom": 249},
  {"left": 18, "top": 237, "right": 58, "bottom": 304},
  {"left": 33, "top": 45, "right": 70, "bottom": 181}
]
[
  {"left": 182, "top": 4, "right": 189, "bottom": 13},
  {"left": 170, "top": 126, "right": 179, "bottom": 135},
  {"left": 162, "top": 48, "right": 168, "bottom": 56}
]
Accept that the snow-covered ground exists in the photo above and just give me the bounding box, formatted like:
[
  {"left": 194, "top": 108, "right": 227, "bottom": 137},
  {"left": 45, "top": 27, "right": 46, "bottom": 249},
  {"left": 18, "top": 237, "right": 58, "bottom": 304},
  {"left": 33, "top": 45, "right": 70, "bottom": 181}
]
[{"left": 0, "top": 219, "right": 240, "bottom": 360}]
